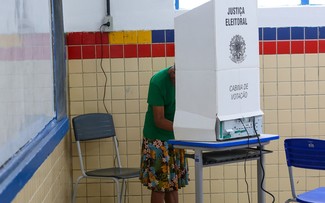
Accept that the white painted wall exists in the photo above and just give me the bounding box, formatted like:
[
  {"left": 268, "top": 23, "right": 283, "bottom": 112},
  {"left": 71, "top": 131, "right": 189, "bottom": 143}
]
[{"left": 62, "top": 0, "right": 325, "bottom": 32}]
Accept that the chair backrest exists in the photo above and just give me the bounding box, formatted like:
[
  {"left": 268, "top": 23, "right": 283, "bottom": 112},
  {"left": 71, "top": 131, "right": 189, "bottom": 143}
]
[
  {"left": 284, "top": 138, "right": 325, "bottom": 170},
  {"left": 72, "top": 113, "right": 116, "bottom": 141}
]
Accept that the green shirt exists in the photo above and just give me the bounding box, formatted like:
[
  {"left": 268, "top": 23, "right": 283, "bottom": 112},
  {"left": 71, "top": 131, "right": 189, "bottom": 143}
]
[{"left": 143, "top": 67, "right": 175, "bottom": 141}]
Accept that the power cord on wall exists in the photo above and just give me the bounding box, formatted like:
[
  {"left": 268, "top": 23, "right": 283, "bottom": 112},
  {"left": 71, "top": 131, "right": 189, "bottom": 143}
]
[{"left": 99, "top": 24, "right": 126, "bottom": 203}]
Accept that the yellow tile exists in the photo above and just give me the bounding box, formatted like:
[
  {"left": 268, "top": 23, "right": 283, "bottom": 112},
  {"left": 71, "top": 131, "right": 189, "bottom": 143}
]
[
  {"left": 111, "top": 100, "right": 126, "bottom": 113},
  {"left": 113, "top": 114, "right": 126, "bottom": 127},
  {"left": 306, "top": 109, "right": 319, "bottom": 122},
  {"left": 126, "top": 127, "right": 141, "bottom": 140},
  {"left": 263, "top": 55, "right": 277, "bottom": 68},
  {"left": 116, "top": 127, "right": 126, "bottom": 141},
  {"left": 96, "top": 58, "right": 110, "bottom": 72},
  {"left": 320, "top": 95, "right": 325, "bottom": 108},
  {"left": 291, "top": 54, "right": 305, "bottom": 67},
  {"left": 305, "top": 95, "right": 318, "bottom": 109},
  {"left": 278, "top": 68, "right": 290, "bottom": 82},
  {"left": 263, "top": 110, "right": 278, "bottom": 124},
  {"left": 291, "top": 82, "right": 305, "bottom": 95},
  {"left": 292, "top": 96, "right": 305, "bottom": 109},
  {"left": 126, "top": 100, "right": 140, "bottom": 113},
  {"left": 264, "top": 68, "right": 277, "bottom": 82},
  {"left": 127, "top": 141, "right": 140, "bottom": 154},
  {"left": 224, "top": 165, "right": 237, "bottom": 179},
  {"left": 124, "top": 31, "right": 137, "bottom": 44},
  {"left": 320, "top": 81, "right": 325, "bottom": 94},
  {"left": 263, "top": 83, "right": 277, "bottom": 96},
  {"left": 153, "top": 58, "right": 167, "bottom": 71},
  {"left": 126, "top": 86, "right": 139, "bottom": 99},
  {"left": 83, "top": 73, "right": 97, "bottom": 87},
  {"left": 125, "top": 72, "right": 139, "bottom": 85},
  {"left": 84, "top": 101, "right": 98, "bottom": 113},
  {"left": 320, "top": 67, "right": 325, "bottom": 80},
  {"left": 305, "top": 54, "right": 319, "bottom": 67},
  {"left": 292, "top": 110, "right": 305, "bottom": 123},
  {"left": 166, "top": 57, "right": 175, "bottom": 67},
  {"left": 125, "top": 58, "right": 139, "bottom": 71},
  {"left": 278, "top": 123, "right": 292, "bottom": 137},
  {"left": 109, "top": 31, "right": 124, "bottom": 44},
  {"left": 100, "top": 183, "right": 114, "bottom": 196},
  {"left": 70, "top": 101, "right": 84, "bottom": 115},
  {"left": 224, "top": 180, "right": 237, "bottom": 192},
  {"left": 86, "top": 183, "right": 100, "bottom": 196},
  {"left": 69, "top": 87, "right": 83, "bottom": 101},
  {"left": 126, "top": 114, "right": 140, "bottom": 127},
  {"left": 69, "top": 74, "right": 83, "bottom": 87},
  {"left": 84, "top": 87, "right": 98, "bottom": 100},
  {"left": 278, "top": 110, "right": 291, "bottom": 123},
  {"left": 69, "top": 60, "right": 83, "bottom": 73},
  {"left": 99, "top": 156, "right": 114, "bottom": 168},
  {"left": 99, "top": 142, "right": 114, "bottom": 155},
  {"left": 127, "top": 154, "right": 140, "bottom": 167},
  {"left": 278, "top": 82, "right": 291, "bottom": 95},
  {"left": 319, "top": 53, "right": 325, "bottom": 66},
  {"left": 111, "top": 72, "right": 125, "bottom": 86},
  {"left": 139, "top": 99, "right": 148, "bottom": 112},
  {"left": 139, "top": 58, "right": 153, "bottom": 71},
  {"left": 96, "top": 73, "right": 111, "bottom": 87},
  {"left": 139, "top": 72, "right": 153, "bottom": 85},
  {"left": 277, "top": 54, "right": 291, "bottom": 68},
  {"left": 292, "top": 123, "right": 306, "bottom": 136},
  {"left": 305, "top": 67, "right": 318, "bottom": 81},
  {"left": 305, "top": 81, "right": 318, "bottom": 95},
  {"left": 137, "top": 30, "right": 152, "bottom": 44},
  {"left": 97, "top": 87, "right": 111, "bottom": 100},
  {"left": 321, "top": 109, "right": 325, "bottom": 122},
  {"left": 306, "top": 123, "right": 319, "bottom": 136},
  {"left": 278, "top": 96, "right": 291, "bottom": 110},
  {"left": 111, "top": 58, "right": 125, "bottom": 72},
  {"left": 82, "top": 59, "right": 97, "bottom": 73},
  {"left": 85, "top": 156, "right": 100, "bottom": 169},
  {"left": 291, "top": 68, "right": 304, "bottom": 81},
  {"left": 85, "top": 142, "right": 100, "bottom": 156}
]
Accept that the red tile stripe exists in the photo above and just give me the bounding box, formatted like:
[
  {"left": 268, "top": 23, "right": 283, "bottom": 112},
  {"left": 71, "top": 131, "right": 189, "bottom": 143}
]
[{"left": 64, "top": 32, "right": 325, "bottom": 59}]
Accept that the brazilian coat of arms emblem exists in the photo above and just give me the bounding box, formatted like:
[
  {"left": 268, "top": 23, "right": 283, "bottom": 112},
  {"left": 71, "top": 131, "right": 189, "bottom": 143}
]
[{"left": 229, "top": 35, "right": 246, "bottom": 64}]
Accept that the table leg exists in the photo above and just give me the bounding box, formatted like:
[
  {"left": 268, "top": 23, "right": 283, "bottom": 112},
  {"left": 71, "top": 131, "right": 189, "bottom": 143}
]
[
  {"left": 257, "top": 145, "right": 265, "bottom": 203},
  {"left": 194, "top": 149, "right": 203, "bottom": 203}
]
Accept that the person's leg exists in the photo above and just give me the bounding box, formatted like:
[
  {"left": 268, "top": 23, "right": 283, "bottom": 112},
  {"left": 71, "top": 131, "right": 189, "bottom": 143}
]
[
  {"left": 164, "top": 190, "right": 178, "bottom": 203},
  {"left": 151, "top": 191, "right": 165, "bottom": 203}
]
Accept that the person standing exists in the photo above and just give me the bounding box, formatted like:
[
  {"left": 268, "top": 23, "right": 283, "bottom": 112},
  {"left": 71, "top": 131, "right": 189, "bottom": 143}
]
[{"left": 139, "top": 65, "right": 189, "bottom": 203}]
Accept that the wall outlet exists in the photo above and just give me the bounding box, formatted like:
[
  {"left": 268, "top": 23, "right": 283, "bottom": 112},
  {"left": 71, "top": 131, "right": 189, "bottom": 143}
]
[{"left": 102, "top": 15, "right": 113, "bottom": 31}]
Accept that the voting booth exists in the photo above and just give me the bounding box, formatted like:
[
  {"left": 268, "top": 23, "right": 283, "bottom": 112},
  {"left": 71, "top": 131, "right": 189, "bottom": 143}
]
[{"left": 174, "top": 0, "right": 263, "bottom": 141}]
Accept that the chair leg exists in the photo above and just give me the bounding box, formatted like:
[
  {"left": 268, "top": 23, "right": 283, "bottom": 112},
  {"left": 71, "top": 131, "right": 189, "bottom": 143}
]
[
  {"left": 285, "top": 198, "right": 297, "bottom": 203},
  {"left": 121, "top": 179, "right": 127, "bottom": 203},
  {"left": 72, "top": 176, "right": 84, "bottom": 203},
  {"left": 113, "top": 179, "right": 121, "bottom": 203}
]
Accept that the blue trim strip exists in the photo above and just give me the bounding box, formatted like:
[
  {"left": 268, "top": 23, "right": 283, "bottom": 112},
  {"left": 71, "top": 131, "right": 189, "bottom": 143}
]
[
  {"left": 0, "top": 117, "right": 69, "bottom": 203},
  {"left": 168, "top": 134, "right": 279, "bottom": 149}
]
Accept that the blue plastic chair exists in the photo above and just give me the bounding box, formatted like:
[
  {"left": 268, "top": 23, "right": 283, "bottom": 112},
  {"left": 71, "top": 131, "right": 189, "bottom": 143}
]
[
  {"left": 284, "top": 138, "right": 325, "bottom": 203},
  {"left": 72, "top": 113, "right": 140, "bottom": 203}
]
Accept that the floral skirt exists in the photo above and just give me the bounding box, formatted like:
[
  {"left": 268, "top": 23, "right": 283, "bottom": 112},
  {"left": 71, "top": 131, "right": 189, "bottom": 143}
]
[{"left": 139, "top": 138, "right": 189, "bottom": 192}]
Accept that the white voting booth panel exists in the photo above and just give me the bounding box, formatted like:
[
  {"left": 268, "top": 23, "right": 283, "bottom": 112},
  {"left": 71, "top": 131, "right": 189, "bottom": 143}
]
[{"left": 174, "top": 0, "right": 263, "bottom": 141}]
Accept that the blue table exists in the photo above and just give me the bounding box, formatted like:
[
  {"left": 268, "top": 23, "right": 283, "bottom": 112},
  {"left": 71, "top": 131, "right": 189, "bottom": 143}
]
[{"left": 169, "top": 134, "right": 279, "bottom": 203}]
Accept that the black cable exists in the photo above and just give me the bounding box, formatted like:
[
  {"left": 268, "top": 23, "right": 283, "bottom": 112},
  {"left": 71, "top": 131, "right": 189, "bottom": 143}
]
[
  {"left": 240, "top": 119, "right": 251, "bottom": 203},
  {"left": 99, "top": 24, "right": 109, "bottom": 114},
  {"left": 253, "top": 117, "right": 276, "bottom": 203}
]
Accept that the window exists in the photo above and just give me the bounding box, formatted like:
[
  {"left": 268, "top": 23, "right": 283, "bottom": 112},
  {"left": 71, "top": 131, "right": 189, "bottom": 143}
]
[{"left": 0, "top": 0, "right": 68, "bottom": 202}]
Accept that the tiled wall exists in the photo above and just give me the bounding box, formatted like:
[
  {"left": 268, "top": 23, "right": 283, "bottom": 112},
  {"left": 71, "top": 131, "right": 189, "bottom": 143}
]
[
  {"left": 12, "top": 135, "right": 72, "bottom": 203},
  {"left": 67, "top": 28, "right": 325, "bottom": 203}
]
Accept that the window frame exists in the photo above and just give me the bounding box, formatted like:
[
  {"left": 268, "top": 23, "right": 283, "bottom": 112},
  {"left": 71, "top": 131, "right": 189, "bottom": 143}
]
[{"left": 0, "top": 0, "right": 68, "bottom": 202}]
